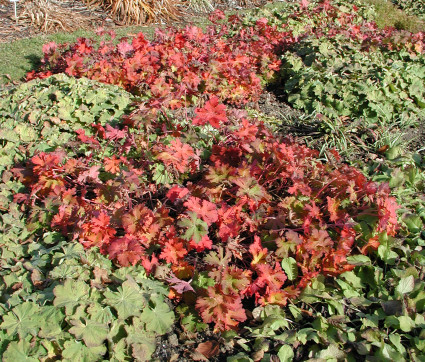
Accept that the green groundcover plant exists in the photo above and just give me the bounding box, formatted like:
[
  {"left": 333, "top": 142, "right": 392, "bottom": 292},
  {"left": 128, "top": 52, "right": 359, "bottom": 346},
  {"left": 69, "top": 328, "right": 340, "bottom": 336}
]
[
  {"left": 0, "top": 74, "right": 134, "bottom": 175},
  {"left": 391, "top": 0, "right": 425, "bottom": 20},
  {"left": 1, "top": 74, "right": 419, "bottom": 360},
  {"left": 280, "top": 36, "right": 425, "bottom": 126}
]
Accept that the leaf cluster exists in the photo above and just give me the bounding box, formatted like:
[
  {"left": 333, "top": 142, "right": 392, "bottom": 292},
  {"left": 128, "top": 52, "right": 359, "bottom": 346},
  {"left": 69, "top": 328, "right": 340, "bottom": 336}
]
[
  {"left": 0, "top": 219, "right": 173, "bottom": 361},
  {"left": 0, "top": 74, "right": 133, "bottom": 177},
  {"left": 391, "top": 0, "right": 425, "bottom": 20},
  {"left": 281, "top": 36, "right": 425, "bottom": 126},
  {"left": 12, "top": 97, "right": 400, "bottom": 335},
  {"left": 27, "top": 16, "right": 289, "bottom": 108}
]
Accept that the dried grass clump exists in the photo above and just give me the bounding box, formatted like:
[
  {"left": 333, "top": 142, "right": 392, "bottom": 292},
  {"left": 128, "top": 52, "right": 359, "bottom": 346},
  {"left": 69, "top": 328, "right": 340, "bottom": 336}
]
[
  {"left": 83, "top": 0, "right": 185, "bottom": 25},
  {"left": 183, "top": 0, "right": 269, "bottom": 14},
  {"left": 184, "top": 0, "right": 215, "bottom": 14},
  {"left": 19, "top": 0, "right": 97, "bottom": 32}
]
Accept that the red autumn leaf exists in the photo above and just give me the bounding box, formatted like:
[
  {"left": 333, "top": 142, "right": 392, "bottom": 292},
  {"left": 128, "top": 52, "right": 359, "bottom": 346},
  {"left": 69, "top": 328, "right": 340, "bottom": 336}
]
[
  {"left": 42, "top": 41, "right": 57, "bottom": 55},
  {"left": 117, "top": 40, "right": 133, "bottom": 56},
  {"left": 106, "top": 235, "right": 145, "bottom": 266},
  {"left": 31, "top": 152, "right": 63, "bottom": 173},
  {"left": 258, "top": 286, "right": 301, "bottom": 307},
  {"left": 105, "top": 124, "right": 127, "bottom": 141},
  {"left": 301, "top": 229, "right": 334, "bottom": 254},
  {"left": 121, "top": 205, "right": 159, "bottom": 244},
  {"left": 196, "top": 285, "right": 246, "bottom": 332},
  {"left": 217, "top": 204, "right": 242, "bottom": 242},
  {"left": 159, "top": 239, "right": 187, "bottom": 264},
  {"left": 249, "top": 235, "right": 268, "bottom": 266},
  {"left": 77, "top": 165, "right": 101, "bottom": 183},
  {"left": 157, "top": 138, "right": 198, "bottom": 174},
  {"left": 184, "top": 196, "right": 218, "bottom": 226},
  {"left": 193, "top": 96, "right": 228, "bottom": 128},
  {"left": 233, "top": 118, "right": 258, "bottom": 142},
  {"left": 75, "top": 129, "right": 100, "bottom": 145},
  {"left": 166, "top": 185, "right": 190, "bottom": 202},
  {"left": 327, "top": 196, "right": 342, "bottom": 222},
  {"left": 221, "top": 266, "right": 252, "bottom": 295},
  {"left": 377, "top": 196, "right": 399, "bottom": 236},
  {"left": 253, "top": 262, "right": 287, "bottom": 292},
  {"left": 104, "top": 155, "right": 121, "bottom": 174},
  {"left": 301, "top": 0, "right": 310, "bottom": 9},
  {"left": 80, "top": 212, "right": 116, "bottom": 248},
  {"left": 360, "top": 235, "right": 380, "bottom": 255},
  {"left": 76, "top": 37, "right": 93, "bottom": 54},
  {"left": 166, "top": 273, "right": 195, "bottom": 294},
  {"left": 141, "top": 254, "right": 159, "bottom": 275},
  {"left": 189, "top": 234, "right": 213, "bottom": 252}
]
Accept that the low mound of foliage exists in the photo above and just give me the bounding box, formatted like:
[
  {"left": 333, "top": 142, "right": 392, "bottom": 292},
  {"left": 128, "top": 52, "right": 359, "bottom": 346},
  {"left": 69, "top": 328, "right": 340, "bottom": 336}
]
[
  {"left": 391, "top": 0, "right": 425, "bottom": 20},
  {"left": 27, "top": 0, "right": 425, "bottom": 136},
  {"left": 9, "top": 93, "right": 399, "bottom": 334},
  {"left": 0, "top": 74, "right": 133, "bottom": 176},
  {"left": 280, "top": 36, "right": 425, "bottom": 125},
  {"left": 243, "top": 0, "right": 425, "bottom": 124},
  {"left": 27, "top": 14, "right": 292, "bottom": 107}
]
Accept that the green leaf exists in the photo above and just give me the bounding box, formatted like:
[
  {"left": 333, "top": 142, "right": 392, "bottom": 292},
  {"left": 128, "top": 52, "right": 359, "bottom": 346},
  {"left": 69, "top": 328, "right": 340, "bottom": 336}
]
[
  {"left": 125, "top": 320, "right": 156, "bottom": 360},
  {"left": 316, "top": 343, "right": 346, "bottom": 360},
  {"left": 386, "top": 146, "right": 402, "bottom": 161},
  {"left": 131, "top": 342, "right": 156, "bottom": 361},
  {"left": 389, "top": 334, "right": 406, "bottom": 355},
  {"left": 377, "top": 233, "right": 398, "bottom": 265},
  {"left": 139, "top": 299, "right": 175, "bottom": 335},
  {"left": 277, "top": 345, "right": 294, "bottom": 362},
  {"left": 346, "top": 255, "right": 371, "bottom": 266},
  {"left": 376, "top": 343, "right": 403, "bottom": 360},
  {"left": 178, "top": 212, "right": 208, "bottom": 243},
  {"left": 68, "top": 318, "right": 109, "bottom": 347},
  {"left": 103, "top": 279, "right": 146, "bottom": 320},
  {"left": 110, "top": 339, "right": 127, "bottom": 361},
  {"left": 2, "top": 338, "right": 40, "bottom": 362},
  {"left": 396, "top": 275, "right": 415, "bottom": 295},
  {"left": 403, "top": 214, "right": 423, "bottom": 234},
  {"left": 281, "top": 257, "right": 298, "bottom": 281},
  {"left": 227, "top": 352, "right": 254, "bottom": 362},
  {"left": 151, "top": 163, "right": 173, "bottom": 185},
  {"left": 62, "top": 340, "right": 106, "bottom": 362},
  {"left": 38, "top": 306, "right": 65, "bottom": 339},
  {"left": 53, "top": 279, "right": 90, "bottom": 315},
  {"left": 398, "top": 316, "right": 416, "bottom": 332},
  {"left": 87, "top": 304, "right": 114, "bottom": 324},
  {"left": 296, "top": 328, "right": 319, "bottom": 345},
  {"left": 0, "top": 302, "right": 41, "bottom": 338}
]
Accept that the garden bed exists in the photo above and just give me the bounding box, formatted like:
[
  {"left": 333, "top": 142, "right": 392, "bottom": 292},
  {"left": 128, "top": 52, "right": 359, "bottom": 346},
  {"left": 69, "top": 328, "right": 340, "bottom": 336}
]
[{"left": 1, "top": 0, "right": 425, "bottom": 361}]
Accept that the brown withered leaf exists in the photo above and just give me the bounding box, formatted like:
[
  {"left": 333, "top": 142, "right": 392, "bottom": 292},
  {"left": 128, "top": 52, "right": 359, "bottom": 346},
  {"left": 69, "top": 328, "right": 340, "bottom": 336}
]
[
  {"left": 195, "top": 340, "right": 220, "bottom": 359},
  {"left": 252, "top": 349, "right": 265, "bottom": 361},
  {"left": 12, "top": 282, "right": 23, "bottom": 291},
  {"left": 377, "top": 145, "right": 390, "bottom": 154},
  {"left": 91, "top": 266, "right": 111, "bottom": 288},
  {"left": 31, "top": 269, "right": 44, "bottom": 288}
]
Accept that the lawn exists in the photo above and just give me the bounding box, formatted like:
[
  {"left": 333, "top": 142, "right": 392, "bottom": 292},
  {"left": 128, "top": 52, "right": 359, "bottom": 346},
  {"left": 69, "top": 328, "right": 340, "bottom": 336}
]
[{"left": 0, "top": 0, "right": 425, "bottom": 361}]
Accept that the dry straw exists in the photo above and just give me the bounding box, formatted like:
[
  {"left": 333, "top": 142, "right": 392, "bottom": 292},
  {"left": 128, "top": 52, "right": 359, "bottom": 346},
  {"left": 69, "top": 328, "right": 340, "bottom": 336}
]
[
  {"left": 84, "top": 0, "right": 185, "bottom": 25},
  {"left": 19, "top": 0, "right": 97, "bottom": 32}
]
